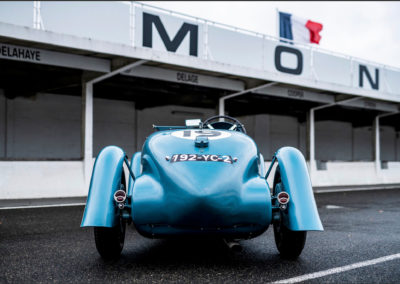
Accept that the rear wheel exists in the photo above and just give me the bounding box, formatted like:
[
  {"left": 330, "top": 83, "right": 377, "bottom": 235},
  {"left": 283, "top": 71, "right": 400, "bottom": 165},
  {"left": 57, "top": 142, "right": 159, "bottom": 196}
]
[
  {"left": 273, "top": 166, "right": 306, "bottom": 259},
  {"left": 94, "top": 171, "right": 126, "bottom": 260}
]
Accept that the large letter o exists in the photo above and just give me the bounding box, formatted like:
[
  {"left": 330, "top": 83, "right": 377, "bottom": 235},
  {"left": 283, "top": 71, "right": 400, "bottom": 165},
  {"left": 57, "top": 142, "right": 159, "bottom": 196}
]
[{"left": 274, "top": 45, "right": 303, "bottom": 75}]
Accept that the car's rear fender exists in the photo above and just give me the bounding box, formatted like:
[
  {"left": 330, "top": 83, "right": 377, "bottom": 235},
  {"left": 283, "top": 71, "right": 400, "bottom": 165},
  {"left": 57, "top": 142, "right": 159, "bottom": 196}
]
[
  {"left": 81, "top": 146, "right": 125, "bottom": 227},
  {"left": 276, "top": 146, "right": 324, "bottom": 231}
]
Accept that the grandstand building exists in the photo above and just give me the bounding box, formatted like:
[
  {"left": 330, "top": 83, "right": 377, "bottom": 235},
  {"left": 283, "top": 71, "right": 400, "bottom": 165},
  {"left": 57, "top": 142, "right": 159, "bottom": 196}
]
[{"left": 0, "top": 2, "right": 399, "bottom": 200}]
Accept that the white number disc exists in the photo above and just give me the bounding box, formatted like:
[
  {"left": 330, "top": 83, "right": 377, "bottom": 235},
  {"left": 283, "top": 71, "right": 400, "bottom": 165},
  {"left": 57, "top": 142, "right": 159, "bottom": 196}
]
[{"left": 171, "top": 130, "right": 231, "bottom": 140}]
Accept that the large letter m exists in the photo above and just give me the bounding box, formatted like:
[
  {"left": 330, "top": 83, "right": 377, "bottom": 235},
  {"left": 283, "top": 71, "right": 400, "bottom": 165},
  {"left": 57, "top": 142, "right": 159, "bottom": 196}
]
[{"left": 142, "top": 12, "right": 198, "bottom": 56}]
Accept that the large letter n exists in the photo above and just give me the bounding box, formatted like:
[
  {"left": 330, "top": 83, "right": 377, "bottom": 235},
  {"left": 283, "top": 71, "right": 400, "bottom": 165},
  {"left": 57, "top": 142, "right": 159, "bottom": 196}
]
[{"left": 359, "top": 65, "right": 379, "bottom": 90}]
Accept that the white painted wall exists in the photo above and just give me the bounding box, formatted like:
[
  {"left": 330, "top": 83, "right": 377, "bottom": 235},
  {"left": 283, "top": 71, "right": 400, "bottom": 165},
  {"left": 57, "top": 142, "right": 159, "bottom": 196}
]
[
  {"left": 311, "top": 161, "right": 400, "bottom": 186},
  {"left": 2, "top": 159, "right": 398, "bottom": 200},
  {"left": 0, "top": 161, "right": 86, "bottom": 199},
  {"left": 264, "top": 160, "right": 400, "bottom": 188}
]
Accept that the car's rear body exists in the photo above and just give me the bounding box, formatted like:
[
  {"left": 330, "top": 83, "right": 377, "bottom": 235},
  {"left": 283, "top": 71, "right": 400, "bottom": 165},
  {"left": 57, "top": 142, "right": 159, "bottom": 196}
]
[{"left": 131, "top": 129, "right": 272, "bottom": 238}]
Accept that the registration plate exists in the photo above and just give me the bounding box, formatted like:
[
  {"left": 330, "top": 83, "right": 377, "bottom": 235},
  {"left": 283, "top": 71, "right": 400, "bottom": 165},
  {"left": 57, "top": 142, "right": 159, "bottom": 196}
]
[{"left": 169, "top": 154, "right": 235, "bottom": 164}]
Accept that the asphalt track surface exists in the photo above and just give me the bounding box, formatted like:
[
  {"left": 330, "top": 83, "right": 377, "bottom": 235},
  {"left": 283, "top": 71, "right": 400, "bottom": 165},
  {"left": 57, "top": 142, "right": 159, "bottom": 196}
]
[{"left": 1, "top": 189, "right": 399, "bottom": 283}]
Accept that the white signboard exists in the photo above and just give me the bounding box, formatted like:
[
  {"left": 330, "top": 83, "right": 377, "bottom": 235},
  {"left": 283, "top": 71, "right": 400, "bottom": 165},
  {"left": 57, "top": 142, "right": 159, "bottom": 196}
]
[
  {"left": 0, "top": 43, "right": 110, "bottom": 72},
  {"left": 122, "top": 65, "right": 244, "bottom": 91},
  {"left": 134, "top": 7, "right": 400, "bottom": 102}
]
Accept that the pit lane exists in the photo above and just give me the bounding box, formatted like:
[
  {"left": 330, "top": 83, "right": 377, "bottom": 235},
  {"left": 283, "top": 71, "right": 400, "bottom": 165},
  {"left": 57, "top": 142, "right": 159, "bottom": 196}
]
[{"left": 0, "top": 188, "right": 399, "bottom": 283}]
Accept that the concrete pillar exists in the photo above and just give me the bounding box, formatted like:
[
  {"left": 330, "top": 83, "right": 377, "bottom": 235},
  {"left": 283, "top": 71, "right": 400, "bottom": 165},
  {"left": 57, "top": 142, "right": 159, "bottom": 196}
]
[
  {"left": 307, "top": 109, "right": 316, "bottom": 176},
  {"left": 397, "top": 131, "right": 400, "bottom": 161},
  {"left": 80, "top": 60, "right": 146, "bottom": 188},
  {"left": 82, "top": 82, "right": 93, "bottom": 187},
  {"left": 218, "top": 98, "right": 225, "bottom": 117},
  {"left": 5, "top": 98, "right": 14, "bottom": 158},
  {"left": 373, "top": 116, "right": 381, "bottom": 172},
  {"left": 0, "top": 90, "right": 5, "bottom": 158}
]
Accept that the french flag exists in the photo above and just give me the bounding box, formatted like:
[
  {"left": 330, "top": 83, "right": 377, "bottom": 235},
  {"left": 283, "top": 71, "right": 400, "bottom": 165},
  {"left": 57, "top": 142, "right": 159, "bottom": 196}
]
[{"left": 279, "top": 11, "right": 323, "bottom": 44}]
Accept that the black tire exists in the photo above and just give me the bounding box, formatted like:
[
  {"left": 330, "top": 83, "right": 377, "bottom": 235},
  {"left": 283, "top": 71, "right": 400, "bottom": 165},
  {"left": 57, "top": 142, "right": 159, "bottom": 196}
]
[
  {"left": 273, "top": 166, "right": 307, "bottom": 259},
  {"left": 93, "top": 171, "right": 126, "bottom": 260}
]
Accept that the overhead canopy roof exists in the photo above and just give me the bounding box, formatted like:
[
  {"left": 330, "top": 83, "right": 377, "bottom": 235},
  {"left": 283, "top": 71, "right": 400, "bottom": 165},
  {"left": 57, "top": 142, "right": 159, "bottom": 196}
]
[
  {"left": 0, "top": 1, "right": 398, "bottom": 129},
  {"left": 1, "top": 57, "right": 399, "bottom": 131}
]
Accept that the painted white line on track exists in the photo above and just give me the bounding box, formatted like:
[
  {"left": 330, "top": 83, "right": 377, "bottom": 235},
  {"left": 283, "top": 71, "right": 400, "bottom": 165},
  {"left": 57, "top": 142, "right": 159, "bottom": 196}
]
[
  {"left": 271, "top": 253, "right": 400, "bottom": 284},
  {"left": 314, "top": 186, "right": 399, "bottom": 193},
  {"left": 0, "top": 203, "right": 85, "bottom": 210},
  {"left": 326, "top": 205, "right": 344, "bottom": 209}
]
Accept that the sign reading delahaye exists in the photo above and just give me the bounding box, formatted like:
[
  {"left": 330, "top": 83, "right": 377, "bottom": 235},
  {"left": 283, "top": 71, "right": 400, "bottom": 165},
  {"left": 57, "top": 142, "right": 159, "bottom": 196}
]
[
  {"left": 134, "top": 7, "right": 400, "bottom": 101},
  {"left": 0, "top": 45, "right": 41, "bottom": 62},
  {"left": 0, "top": 43, "right": 110, "bottom": 73}
]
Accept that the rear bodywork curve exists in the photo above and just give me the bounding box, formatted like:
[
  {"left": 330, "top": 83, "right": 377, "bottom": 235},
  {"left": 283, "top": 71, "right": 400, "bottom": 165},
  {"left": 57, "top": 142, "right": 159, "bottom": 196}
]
[
  {"left": 81, "top": 146, "right": 125, "bottom": 228},
  {"left": 131, "top": 130, "right": 272, "bottom": 238},
  {"left": 276, "top": 147, "right": 324, "bottom": 231}
]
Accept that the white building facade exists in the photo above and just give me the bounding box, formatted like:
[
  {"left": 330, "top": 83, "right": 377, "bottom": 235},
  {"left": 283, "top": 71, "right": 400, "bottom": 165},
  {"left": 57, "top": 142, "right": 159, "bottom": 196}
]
[{"left": 0, "top": 2, "right": 399, "bottom": 200}]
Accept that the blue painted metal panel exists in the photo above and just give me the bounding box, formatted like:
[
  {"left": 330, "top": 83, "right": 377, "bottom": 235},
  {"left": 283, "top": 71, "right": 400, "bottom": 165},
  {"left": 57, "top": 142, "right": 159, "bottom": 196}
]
[
  {"left": 127, "top": 152, "right": 142, "bottom": 198},
  {"left": 131, "top": 130, "right": 272, "bottom": 237},
  {"left": 81, "top": 146, "right": 125, "bottom": 227},
  {"left": 275, "top": 147, "right": 324, "bottom": 231}
]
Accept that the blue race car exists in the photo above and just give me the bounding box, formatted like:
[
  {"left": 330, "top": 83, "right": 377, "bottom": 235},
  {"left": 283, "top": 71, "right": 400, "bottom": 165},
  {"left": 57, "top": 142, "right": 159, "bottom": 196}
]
[{"left": 81, "top": 115, "right": 323, "bottom": 259}]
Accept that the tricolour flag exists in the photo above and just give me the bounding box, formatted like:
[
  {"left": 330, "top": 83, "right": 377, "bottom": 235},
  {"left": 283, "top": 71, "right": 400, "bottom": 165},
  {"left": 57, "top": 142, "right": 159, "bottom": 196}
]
[{"left": 279, "top": 11, "right": 323, "bottom": 44}]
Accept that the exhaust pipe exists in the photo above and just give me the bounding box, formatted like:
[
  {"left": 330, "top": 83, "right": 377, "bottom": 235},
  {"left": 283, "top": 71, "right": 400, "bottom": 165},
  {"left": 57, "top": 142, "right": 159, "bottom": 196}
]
[
  {"left": 277, "top": 191, "right": 290, "bottom": 210},
  {"left": 114, "top": 190, "right": 126, "bottom": 209},
  {"left": 223, "top": 239, "right": 242, "bottom": 252}
]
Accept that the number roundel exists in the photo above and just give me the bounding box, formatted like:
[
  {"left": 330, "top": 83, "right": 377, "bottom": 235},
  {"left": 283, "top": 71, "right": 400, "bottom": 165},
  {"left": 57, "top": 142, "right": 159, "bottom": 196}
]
[{"left": 171, "top": 130, "right": 231, "bottom": 140}]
